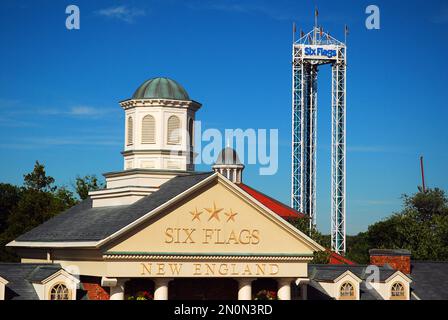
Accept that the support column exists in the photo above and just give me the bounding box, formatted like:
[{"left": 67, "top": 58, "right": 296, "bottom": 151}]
[
  {"left": 295, "top": 278, "right": 308, "bottom": 300},
  {"left": 237, "top": 278, "right": 252, "bottom": 300},
  {"left": 154, "top": 278, "right": 171, "bottom": 300},
  {"left": 277, "top": 278, "right": 293, "bottom": 300},
  {"left": 109, "top": 279, "right": 127, "bottom": 300}
]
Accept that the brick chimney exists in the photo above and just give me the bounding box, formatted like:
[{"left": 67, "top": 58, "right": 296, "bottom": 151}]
[{"left": 369, "top": 249, "right": 411, "bottom": 274}]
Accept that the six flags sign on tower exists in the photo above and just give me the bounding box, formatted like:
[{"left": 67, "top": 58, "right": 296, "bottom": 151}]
[{"left": 303, "top": 45, "right": 338, "bottom": 59}]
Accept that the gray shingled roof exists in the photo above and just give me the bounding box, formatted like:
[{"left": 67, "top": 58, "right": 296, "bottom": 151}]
[
  {"left": 359, "top": 282, "right": 383, "bottom": 300},
  {"left": 0, "top": 263, "right": 61, "bottom": 300},
  {"left": 16, "top": 172, "right": 214, "bottom": 242},
  {"left": 308, "top": 264, "right": 400, "bottom": 300},
  {"left": 306, "top": 279, "right": 383, "bottom": 300},
  {"left": 309, "top": 264, "right": 397, "bottom": 282},
  {"left": 308, "top": 264, "right": 396, "bottom": 300},
  {"left": 411, "top": 261, "right": 448, "bottom": 300},
  {"left": 26, "top": 265, "right": 62, "bottom": 282}
]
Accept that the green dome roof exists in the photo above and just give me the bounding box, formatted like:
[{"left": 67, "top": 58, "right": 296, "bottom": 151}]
[{"left": 132, "top": 77, "right": 190, "bottom": 100}]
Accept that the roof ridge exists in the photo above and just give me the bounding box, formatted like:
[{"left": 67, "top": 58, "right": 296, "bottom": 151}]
[
  {"left": 13, "top": 171, "right": 216, "bottom": 243},
  {"left": 238, "top": 183, "right": 305, "bottom": 217}
]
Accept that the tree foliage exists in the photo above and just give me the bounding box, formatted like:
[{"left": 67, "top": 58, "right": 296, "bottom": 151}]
[
  {"left": 23, "top": 161, "right": 56, "bottom": 192},
  {"left": 346, "top": 188, "right": 448, "bottom": 263},
  {"left": 75, "top": 175, "right": 104, "bottom": 200},
  {"left": 0, "top": 161, "right": 79, "bottom": 262},
  {"left": 0, "top": 183, "right": 21, "bottom": 234},
  {"left": 288, "top": 217, "right": 331, "bottom": 264}
]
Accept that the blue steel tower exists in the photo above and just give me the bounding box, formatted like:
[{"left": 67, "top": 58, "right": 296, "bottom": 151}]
[{"left": 291, "top": 26, "right": 347, "bottom": 254}]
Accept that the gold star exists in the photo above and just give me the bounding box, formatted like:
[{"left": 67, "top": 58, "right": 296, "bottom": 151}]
[
  {"left": 205, "top": 202, "right": 223, "bottom": 221},
  {"left": 225, "top": 209, "right": 238, "bottom": 222},
  {"left": 190, "top": 207, "right": 202, "bottom": 222}
]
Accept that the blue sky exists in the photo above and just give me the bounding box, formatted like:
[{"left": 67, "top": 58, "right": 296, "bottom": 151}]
[{"left": 0, "top": 0, "right": 447, "bottom": 235}]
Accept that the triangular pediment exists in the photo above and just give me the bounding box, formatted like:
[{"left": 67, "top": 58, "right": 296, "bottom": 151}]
[{"left": 103, "top": 174, "right": 323, "bottom": 257}]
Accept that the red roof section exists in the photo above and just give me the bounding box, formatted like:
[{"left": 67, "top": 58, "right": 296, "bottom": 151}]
[
  {"left": 328, "top": 250, "right": 356, "bottom": 265},
  {"left": 236, "top": 183, "right": 356, "bottom": 265},
  {"left": 237, "top": 183, "right": 306, "bottom": 219}
]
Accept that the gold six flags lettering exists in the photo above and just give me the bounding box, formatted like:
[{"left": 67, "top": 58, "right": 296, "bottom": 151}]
[
  {"left": 165, "top": 228, "right": 260, "bottom": 245},
  {"left": 164, "top": 203, "right": 261, "bottom": 245}
]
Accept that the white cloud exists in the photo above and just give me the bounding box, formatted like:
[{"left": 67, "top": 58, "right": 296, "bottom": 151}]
[
  {"left": 97, "top": 5, "right": 146, "bottom": 23},
  {"left": 0, "top": 117, "right": 36, "bottom": 128},
  {"left": 192, "top": 1, "right": 293, "bottom": 21},
  {"left": 347, "top": 145, "right": 389, "bottom": 153},
  {"left": 0, "top": 135, "right": 121, "bottom": 149},
  {"left": 0, "top": 98, "right": 20, "bottom": 108},
  {"left": 351, "top": 199, "right": 400, "bottom": 206},
  {"left": 39, "top": 106, "right": 113, "bottom": 117},
  {"left": 347, "top": 145, "right": 409, "bottom": 154},
  {"left": 69, "top": 106, "right": 105, "bottom": 116},
  {"left": 431, "top": 6, "right": 448, "bottom": 24}
]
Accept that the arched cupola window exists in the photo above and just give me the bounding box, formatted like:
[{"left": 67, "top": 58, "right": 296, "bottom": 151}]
[
  {"left": 167, "top": 115, "right": 181, "bottom": 145},
  {"left": 127, "top": 116, "right": 134, "bottom": 146},
  {"left": 142, "top": 115, "right": 156, "bottom": 144}
]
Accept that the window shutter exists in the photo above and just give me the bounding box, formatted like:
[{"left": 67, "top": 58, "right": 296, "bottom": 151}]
[
  {"left": 142, "top": 115, "right": 155, "bottom": 144},
  {"left": 167, "top": 115, "right": 181, "bottom": 144},
  {"left": 127, "top": 116, "right": 134, "bottom": 145}
]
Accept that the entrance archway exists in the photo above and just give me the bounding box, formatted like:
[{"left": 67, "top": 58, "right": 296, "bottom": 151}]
[{"left": 169, "top": 278, "right": 238, "bottom": 300}]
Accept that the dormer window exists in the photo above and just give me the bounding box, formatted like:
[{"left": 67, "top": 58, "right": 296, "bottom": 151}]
[
  {"left": 50, "top": 283, "right": 70, "bottom": 300},
  {"left": 390, "top": 282, "right": 405, "bottom": 300},
  {"left": 339, "top": 282, "right": 355, "bottom": 300}
]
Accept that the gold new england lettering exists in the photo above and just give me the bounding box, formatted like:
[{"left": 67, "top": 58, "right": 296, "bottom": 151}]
[{"left": 141, "top": 263, "right": 279, "bottom": 276}]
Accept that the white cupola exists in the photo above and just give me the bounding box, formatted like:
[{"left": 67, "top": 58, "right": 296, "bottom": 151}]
[
  {"left": 120, "top": 77, "right": 201, "bottom": 172},
  {"left": 212, "top": 147, "right": 245, "bottom": 183},
  {"left": 89, "top": 77, "right": 202, "bottom": 207}
]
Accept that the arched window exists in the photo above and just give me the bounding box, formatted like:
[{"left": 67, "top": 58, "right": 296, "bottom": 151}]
[
  {"left": 127, "top": 116, "right": 134, "bottom": 146},
  {"left": 339, "top": 282, "right": 355, "bottom": 300},
  {"left": 391, "top": 282, "right": 405, "bottom": 300},
  {"left": 188, "top": 118, "right": 194, "bottom": 148},
  {"left": 167, "top": 115, "right": 181, "bottom": 145},
  {"left": 50, "top": 283, "right": 70, "bottom": 300},
  {"left": 142, "top": 115, "right": 156, "bottom": 144}
]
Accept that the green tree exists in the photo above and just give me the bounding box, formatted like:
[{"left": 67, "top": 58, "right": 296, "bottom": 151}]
[
  {"left": 0, "top": 183, "right": 22, "bottom": 234},
  {"left": 75, "top": 175, "right": 104, "bottom": 200},
  {"left": 54, "top": 187, "right": 78, "bottom": 209},
  {"left": 0, "top": 162, "right": 77, "bottom": 262},
  {"left": 346, "top": 233, "right": 370, "bottom": 264},
  {"left": 23, "top": 161, "right": 56, "bottom": 192},
  {"left": 403, "top": 188, "right": 448, "bottom": 222},
  {"left": 288, "top": 217, "right": 331, "bottom": 263},
  {"left": 346, "top": 188, "right": 448, "bottom": 262}
]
